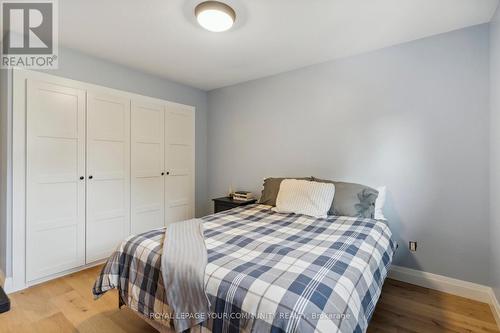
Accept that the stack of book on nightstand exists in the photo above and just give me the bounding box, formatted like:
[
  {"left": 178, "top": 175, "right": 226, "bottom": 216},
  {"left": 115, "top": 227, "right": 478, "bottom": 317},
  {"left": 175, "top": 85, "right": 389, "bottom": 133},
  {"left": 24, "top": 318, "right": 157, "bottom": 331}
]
[{"left": 232, "top": 191, "right": 254, "bottom": 202}]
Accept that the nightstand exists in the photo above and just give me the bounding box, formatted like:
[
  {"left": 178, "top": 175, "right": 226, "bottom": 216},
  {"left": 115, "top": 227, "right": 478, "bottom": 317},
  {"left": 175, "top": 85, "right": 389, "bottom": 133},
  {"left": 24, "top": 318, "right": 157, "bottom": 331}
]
[{"left": 212, "top": 197, "right": 257, "bottom": 213}]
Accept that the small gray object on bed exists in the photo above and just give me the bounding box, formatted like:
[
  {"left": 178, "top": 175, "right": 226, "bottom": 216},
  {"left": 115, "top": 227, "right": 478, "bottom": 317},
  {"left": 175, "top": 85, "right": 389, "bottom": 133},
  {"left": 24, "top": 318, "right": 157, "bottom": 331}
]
[
  {"left": 161, "top": 218, "right": 211, "bottom": 332},
  {"left": 312, "top": 178, "right": 379, "bottom": 218}
]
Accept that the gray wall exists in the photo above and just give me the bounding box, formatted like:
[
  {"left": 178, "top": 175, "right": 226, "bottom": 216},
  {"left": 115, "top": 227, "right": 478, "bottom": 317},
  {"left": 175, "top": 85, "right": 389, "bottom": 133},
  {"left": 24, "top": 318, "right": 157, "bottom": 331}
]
[
  {"left": 490, "top": 5, "right": 500, "bottom": 300},
  {"left": 208, "top": 24, "right": 491, "bottom": 285},
  {"left": 0, "top": 47, "right": 209, "bottom": 277}
]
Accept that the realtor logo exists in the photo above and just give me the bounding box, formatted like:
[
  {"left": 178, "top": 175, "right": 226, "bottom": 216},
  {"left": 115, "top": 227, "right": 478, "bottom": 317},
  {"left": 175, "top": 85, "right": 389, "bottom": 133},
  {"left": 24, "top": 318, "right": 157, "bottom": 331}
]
[{"left": 1, "top": 0, "right": 58, "bottom": 68}]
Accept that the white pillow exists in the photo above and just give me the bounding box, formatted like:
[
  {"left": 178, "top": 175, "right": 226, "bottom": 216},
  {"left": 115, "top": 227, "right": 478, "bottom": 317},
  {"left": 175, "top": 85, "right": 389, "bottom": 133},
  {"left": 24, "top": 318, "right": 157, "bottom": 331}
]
[
  {"left": 272, "top": 179, "right": 335, "bottom": 218},
  {"left": 374, "top": 186, "right": 387, "bottom": 220}
]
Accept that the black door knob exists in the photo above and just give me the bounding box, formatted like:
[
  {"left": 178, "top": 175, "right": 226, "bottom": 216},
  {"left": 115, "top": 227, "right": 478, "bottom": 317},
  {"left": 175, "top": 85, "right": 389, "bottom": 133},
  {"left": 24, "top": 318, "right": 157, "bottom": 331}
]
[
  {"left": 79, "top": 176, "right": 84, "bottom": 180},
  {"left": 166, "top": 171, "right": 170, "bottom": 175},
  {"left": 89, "top": 175, "right": 93, "bottom": 179},
  {"left": 161, "top": 172, "right": 165, "bottom": 176}
]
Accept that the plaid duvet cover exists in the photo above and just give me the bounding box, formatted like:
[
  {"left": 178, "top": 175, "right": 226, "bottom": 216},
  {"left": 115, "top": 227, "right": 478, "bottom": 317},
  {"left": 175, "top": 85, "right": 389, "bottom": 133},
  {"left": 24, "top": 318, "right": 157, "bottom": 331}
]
[{"left": 93, "top": 204, "right": 396, "bottom": 333}]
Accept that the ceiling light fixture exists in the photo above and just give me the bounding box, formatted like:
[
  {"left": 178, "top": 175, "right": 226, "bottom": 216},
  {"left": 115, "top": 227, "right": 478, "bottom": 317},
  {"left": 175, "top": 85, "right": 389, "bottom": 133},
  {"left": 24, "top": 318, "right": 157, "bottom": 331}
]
[{"left": 195, "top": 1, "right": 236, "bottom": 32}]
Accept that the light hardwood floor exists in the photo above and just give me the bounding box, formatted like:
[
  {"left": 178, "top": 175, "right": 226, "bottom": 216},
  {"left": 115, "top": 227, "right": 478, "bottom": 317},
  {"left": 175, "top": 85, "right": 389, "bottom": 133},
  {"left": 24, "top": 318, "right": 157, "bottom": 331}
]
[{"left": 0, "top": 266, "right": 498, "bottom": 333}]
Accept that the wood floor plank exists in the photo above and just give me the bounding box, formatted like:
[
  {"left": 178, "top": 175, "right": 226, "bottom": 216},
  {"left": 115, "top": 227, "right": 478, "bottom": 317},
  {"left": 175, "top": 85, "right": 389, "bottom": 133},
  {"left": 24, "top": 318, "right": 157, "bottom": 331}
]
[
  {"left": 382, "top": 279, "right": 497, "bottom": 324},
  {"left": 376, "top": 293, "right": 500, "bottom": 332},
  {"left": 372, "top": 302, "right": 491, "bottom": 333},
  {"left": 8, "top": 286, "right": 61, "bottom": 323},
  {"left": 0, "top": 298, "right": 35, "bottom": 333},
  {"left": 5, "top": 312, "right": 77, "bottom": 333},
  {"left": 0, "top": 267, "right": 498, "bottom": 333},
  {"left": 107, "top": 308, "right": 158, "bottom": 333}
]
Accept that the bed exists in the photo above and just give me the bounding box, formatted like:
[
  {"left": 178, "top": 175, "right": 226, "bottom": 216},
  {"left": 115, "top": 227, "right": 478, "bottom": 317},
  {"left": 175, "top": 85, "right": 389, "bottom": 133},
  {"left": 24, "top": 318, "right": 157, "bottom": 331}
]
[{"left": 93, "top": 204, "right": 396, "bottom": 333}]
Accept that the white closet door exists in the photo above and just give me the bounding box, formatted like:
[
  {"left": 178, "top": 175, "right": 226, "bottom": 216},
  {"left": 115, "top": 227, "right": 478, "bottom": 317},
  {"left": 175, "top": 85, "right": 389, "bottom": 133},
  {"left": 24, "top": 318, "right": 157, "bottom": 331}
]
[
  {"left": 26, "top": 80, "right": 86, "bottom": 282},
  {"left": 131, "top": 100, "right": 165, "bottom": 234},
  {"left": 86, "top": 92, "right": 130, "bottom": 262},
  {"left": 164, "top": 105, "right": 195, "bottom": 225}
]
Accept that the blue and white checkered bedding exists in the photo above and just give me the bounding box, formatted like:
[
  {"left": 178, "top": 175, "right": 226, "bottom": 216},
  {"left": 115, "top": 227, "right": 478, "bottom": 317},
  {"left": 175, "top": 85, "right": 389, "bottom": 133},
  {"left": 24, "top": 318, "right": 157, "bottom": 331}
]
[{"left": 93, "top": 204, "right": 396, "bottom": 333}]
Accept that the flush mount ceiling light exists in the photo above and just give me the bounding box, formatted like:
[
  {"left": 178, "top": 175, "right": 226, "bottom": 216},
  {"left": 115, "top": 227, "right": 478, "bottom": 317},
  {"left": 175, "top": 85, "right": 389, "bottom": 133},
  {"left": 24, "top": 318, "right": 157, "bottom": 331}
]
[{"left": 195, "top": 1, "right": 236, "bottom": 32}]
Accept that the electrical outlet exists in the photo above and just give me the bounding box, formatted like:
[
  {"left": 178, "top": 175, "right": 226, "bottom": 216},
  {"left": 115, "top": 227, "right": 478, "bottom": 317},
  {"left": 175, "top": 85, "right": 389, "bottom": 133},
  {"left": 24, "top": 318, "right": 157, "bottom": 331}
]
[{"left": 409, "top": 241, "right": 417, "bottom": 252}]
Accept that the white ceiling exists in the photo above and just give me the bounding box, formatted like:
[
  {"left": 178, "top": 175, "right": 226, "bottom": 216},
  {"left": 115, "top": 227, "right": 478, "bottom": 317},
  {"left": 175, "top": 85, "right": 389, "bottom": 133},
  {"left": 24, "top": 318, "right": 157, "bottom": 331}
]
[{"left": 60, "top": 0, "right": 499, "bottom": 90}]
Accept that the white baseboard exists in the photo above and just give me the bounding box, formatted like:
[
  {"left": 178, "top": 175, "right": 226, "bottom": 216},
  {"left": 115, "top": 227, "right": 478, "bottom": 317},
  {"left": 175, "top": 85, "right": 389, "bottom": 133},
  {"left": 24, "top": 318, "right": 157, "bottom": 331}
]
[
  {"left": 1, "top": 269, "right": 13, "bottom": 294},
  {"left": 389, "top": 265, "right": 500, "bottom": 328},
  {"left": 389, "top": 265, "right": 491, "bottom": 302},
  {"left": 3, "top": 277, "right": 13, "bottom": 294},
  {"left": 490, "top": 288, "right": 500, "bottom": 329}
]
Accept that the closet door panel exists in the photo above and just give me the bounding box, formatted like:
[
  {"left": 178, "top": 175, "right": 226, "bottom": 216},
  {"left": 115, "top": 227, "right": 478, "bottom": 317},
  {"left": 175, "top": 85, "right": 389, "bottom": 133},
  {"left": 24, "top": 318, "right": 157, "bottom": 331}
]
[
  {"left": 165, "top": 106, "right": 194, "bottom": 225},
  {"left": 86, "top": 92, "right": 130, "bottom": 263},
  {"left": 26, "top": 80, "right": 86, "bottom": 282},
  {"left": 131, "top": 100, "right": 165, "bottom": 234}
]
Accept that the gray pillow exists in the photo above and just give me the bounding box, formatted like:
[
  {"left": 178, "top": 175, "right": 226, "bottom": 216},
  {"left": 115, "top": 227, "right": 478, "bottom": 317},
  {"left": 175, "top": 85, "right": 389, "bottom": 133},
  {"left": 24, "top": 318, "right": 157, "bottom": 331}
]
[
  {"left": 312, "top": 178, "right": 378, "bottom": 218},
  {"left": 259, "top": 177, "right": 313, "bottom": 206}
]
